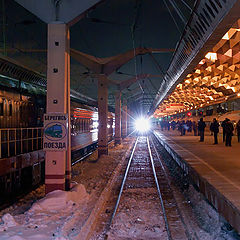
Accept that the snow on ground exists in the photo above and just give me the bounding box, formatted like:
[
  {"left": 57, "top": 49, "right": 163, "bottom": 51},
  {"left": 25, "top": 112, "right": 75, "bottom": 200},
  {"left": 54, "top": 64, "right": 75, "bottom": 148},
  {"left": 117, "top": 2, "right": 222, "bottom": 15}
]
[
  {"left": 0, "top": 184, "right": 89, "bottom": 239},
  {"left": 0, "top": 139, "right": 134, "bottom": 240}
]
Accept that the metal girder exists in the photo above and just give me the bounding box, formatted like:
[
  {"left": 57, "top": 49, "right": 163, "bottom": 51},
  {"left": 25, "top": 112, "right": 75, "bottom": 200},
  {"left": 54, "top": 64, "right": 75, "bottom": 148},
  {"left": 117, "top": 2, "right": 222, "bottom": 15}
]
[
  {"left": 14, "top": 0, "right": 102, "bottom": 25},
  {"left": 150, "top": 0, "right": 240, "bottom": 115},
  {"left": 70, "top": 48, "right": 174, "bottom": 76}
]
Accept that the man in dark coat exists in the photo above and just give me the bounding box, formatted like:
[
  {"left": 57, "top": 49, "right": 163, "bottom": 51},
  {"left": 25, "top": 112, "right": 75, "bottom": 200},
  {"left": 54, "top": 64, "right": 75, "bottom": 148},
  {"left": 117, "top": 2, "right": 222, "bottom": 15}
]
[
  {"left": 192, "top": 121, "right": 197, "bottom": 136},
  {"left": 221, "top": 118, "right": 228, "bottom": 142},
  {"left": 225, "top": 119, "right": 234, "bottom": 147},
  {"left": 236, "top": 120, "right": 240, "bottom": 143},
  {"left": 198, "top": 118, "right": 206, "bottom": 142},
  {"left": 210, "top": 118, "right": 219, "bottom": 144}
]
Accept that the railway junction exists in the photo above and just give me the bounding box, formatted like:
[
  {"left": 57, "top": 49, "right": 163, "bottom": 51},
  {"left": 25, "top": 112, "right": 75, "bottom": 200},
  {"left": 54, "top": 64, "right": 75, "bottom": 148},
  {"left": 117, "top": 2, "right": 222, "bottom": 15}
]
[{"left": 0, "top": 0, "right": 240, "bottom": 239}]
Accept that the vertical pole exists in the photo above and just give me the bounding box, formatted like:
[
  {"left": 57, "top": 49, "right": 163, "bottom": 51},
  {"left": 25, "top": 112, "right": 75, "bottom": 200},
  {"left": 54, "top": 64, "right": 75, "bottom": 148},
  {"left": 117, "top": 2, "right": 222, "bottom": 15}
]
[
  {"left": 20, "top": 128, "right": 22, "bottom": 153},
  {"left": 122, "top": 104, "right": 127, "bottom": 138},
  {"left": 14, "top": 129, "right": 16, "bottom": 155},
  {"left": 0, "top": 129, "right": 1, "bottom": 159},
  {"left": 227, "top": 101, "right": 232, "bottom": 112},
  {"left": 65, "top": 27, "right": 71, "bottom": 190},
  {"left": 2, "top": 0, "right": 6, "bottom": 56},
  {"left": 36, "top": 128, "right": 39, "bottom": 150},
  {"left": 32, "top": 128, "right": 34, "bottom": 151},
  {"left": 109, "top": 117, "right": 113, "bottom": 140},
  {"left": 115, "top": 91, "right": 121, "bottom": 144},
  {"left": 7, "top": 130, "right": 9, "bottom": 157},
  {"left": 213, "top": 104, "right": 217, "bottom": 115},
  {"left": 45, "top": 23, "right": 70, "bottom": 193},
  {"left": 98, "top": 74, "right": 108, "bottom": 157}
]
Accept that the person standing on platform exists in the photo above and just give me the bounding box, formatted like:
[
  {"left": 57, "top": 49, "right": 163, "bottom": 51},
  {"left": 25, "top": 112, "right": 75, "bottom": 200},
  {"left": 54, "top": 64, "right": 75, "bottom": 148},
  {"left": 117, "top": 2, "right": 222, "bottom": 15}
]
[
  {"left": 236, "top": 120, "right": 240, "bottom": 142},
  {"left": 160, "top": 120, "right": 164, "bottom": 131},
  {"left": 192, "top": 121, "right": 197, "bottom": 136},
  {"left": 221, "top": 118, "right": 228, "bottom": 142},
  {"left": 210, "top": 118, "right": 219, "bottom": 144},
  {"left": 198, "top": 118, "right": 206, "bottom": 142},
  {"left": 210, "top": 121, "right": 213, "bottom": 136},
  {"left": 225, "top": 118, "right": 234, "bottom": 147},
  {"left": 182, "top": 120, "right": 186, "bottom": 136},
  {"left": 167, "top": 121, "right": 170, "bottom": 131}
]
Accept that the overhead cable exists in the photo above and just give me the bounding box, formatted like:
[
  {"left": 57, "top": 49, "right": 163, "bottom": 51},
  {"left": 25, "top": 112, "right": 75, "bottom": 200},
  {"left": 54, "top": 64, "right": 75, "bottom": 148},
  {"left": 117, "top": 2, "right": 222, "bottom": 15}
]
[
  {"left": 162, "top": 0, "right": 182, "bottom": 34},
  {"left": 179, "top": 0, "right": 192, "bottom": 12},
  {"left": 168, "top": 0, "right": 187, "bottom": 25},
  {"left": 131, "top": 0, "right": 144, "bottom": 94}
]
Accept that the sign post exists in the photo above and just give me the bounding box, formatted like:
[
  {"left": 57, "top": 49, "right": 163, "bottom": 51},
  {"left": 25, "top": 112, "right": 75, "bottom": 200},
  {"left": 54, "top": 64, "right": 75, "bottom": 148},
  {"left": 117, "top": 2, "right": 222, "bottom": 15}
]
[{"left": 44, "top": 113, "right": 68, "bottom": 151}]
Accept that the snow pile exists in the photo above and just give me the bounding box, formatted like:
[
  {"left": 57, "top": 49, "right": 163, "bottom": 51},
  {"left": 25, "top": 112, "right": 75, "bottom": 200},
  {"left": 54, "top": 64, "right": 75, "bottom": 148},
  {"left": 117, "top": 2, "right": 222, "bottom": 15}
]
[
  {"left": 30, "top": 184, "right": 89, "bottom": 212},
  {"left": 0, "top": 184, "right": 89, "bottom": 239},
  {"left": 0, "top": 213, "right": 18, "bottom": 232}
]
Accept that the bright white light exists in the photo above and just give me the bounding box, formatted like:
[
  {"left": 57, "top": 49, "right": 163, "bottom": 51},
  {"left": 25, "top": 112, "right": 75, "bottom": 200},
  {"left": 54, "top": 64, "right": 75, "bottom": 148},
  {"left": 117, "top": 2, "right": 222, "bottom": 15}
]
[
  {"left": 134, "top": 117, "right": 151, "bottom": 133},
  {"left": 93, "top": 122, "right": 99, "bottom": 128}
]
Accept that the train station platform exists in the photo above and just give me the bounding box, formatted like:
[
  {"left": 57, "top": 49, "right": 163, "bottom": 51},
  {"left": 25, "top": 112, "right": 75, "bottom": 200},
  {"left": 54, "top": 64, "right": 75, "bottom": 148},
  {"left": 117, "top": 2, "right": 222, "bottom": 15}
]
[{"left": 153, "top": 129, "right": 240, "bottom": 233}]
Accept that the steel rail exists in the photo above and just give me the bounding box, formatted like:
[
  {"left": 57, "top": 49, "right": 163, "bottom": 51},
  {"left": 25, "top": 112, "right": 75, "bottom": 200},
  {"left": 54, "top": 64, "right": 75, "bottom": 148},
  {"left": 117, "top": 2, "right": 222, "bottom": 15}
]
[
  {"left": 146, "top": 136, "right": 172, "bottom": 240},
  {"left": 109, "top": 136, "right": 139, "bottom": 224},
  {"left": 149, "top": 134, "right": 200, "bottom": 240}
]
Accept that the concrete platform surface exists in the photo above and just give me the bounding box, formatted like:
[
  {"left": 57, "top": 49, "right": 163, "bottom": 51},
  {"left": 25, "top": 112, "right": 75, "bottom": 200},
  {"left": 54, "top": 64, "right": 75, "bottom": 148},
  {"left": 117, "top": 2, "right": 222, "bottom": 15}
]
[{"left": 153, "top": 129, "right": 240, "bottom": 233}]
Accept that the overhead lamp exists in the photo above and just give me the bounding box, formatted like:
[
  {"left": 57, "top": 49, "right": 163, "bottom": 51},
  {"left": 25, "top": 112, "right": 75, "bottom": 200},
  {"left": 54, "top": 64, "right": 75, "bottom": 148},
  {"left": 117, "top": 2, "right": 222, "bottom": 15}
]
[
  {"left": 199, "top": 60, "right": 205, "bottom": 65},
  {"left": 205, "top": 52, "right": 217, "bottom": 62}
]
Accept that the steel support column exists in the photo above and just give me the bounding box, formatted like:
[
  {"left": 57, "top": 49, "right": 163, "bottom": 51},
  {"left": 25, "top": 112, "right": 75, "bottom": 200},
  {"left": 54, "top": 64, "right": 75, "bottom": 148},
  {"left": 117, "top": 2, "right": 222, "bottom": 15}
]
[
  {"left": 227, "top": 101, "right": 233, "bottom": 111},
  {"left": 127, "top": 108, "right": 132, "bottom": 135},
  {"left": 115, "top": 91, "right": 121, "bottom": 144},
  {"left": 98, "top": 75, "right": 108, "bottom": 156},
  {"left": 108, "top": 117, "right": 113, "bottom": 140},
  {"left": 65, "top": 27, "right": 71, "bottom": 191},
  {"left": 45, "top": 23, "right": 71, "bottom": 193},
  {"left": 122, "top": 104, "right": 127, "bottom": 138},
  {"left": 213, "top": 105, "right": 217, "bottom": 115}
]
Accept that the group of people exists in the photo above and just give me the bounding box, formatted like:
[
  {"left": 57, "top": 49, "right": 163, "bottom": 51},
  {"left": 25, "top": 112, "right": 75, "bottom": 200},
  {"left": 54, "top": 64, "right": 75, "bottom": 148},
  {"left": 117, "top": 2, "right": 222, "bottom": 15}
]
[
  {"left": 160, "top": 119, "right": 197, "bottom": 135},
  {"left": 159, "top": 118, "right": 240, "bottom": 147},
  {"left": 209, "top": 118, "right": 240, "bottom": 146}
]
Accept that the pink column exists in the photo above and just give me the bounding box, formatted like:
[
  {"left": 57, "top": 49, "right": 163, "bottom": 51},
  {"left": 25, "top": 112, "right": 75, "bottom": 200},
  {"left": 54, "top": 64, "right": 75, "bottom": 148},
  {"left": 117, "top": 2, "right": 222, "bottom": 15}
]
[
  {"left": 45, "top": 23, "right": 71, "bottom": 193},
  {"left": 65, "top": 27, "right": 71, "bottom": 190},
  {"left": 98, "top": 75, "right": 108, "bottom": 156},
  {"left": 122, "top": 104, "right": 127, "bottom": 138},
  {"left": 115, "top": 91, "right": 121, "bottom": 144}
]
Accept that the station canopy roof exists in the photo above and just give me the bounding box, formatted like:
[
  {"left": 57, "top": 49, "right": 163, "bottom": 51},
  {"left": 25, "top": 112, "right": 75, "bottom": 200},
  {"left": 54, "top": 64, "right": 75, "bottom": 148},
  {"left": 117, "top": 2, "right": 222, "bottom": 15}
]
[
  {"left": 2, "top": 0, "right": 233, "bottom": 115},
  {"left": 154, "top": 20, "right": 240, "bottom": 118}
]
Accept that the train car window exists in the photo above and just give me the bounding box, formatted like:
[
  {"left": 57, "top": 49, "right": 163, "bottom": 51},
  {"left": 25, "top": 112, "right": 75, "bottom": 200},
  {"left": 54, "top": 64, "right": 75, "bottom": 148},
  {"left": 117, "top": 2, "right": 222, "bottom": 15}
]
[
  {"left": 9, "top": 103, "right": 13, "bottom": 116},
  {"left": 0, "top": 102, "right": 3, "bottom": 116},
  {"left": 20, "top": 105, "right": 23, "bottom": 120}
]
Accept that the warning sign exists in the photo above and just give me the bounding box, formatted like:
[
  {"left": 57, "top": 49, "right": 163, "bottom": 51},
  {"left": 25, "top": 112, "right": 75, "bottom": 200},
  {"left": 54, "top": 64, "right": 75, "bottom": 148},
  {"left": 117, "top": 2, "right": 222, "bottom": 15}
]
[{"left": 43, "top": 113, "right": 68, "bottom": 151}]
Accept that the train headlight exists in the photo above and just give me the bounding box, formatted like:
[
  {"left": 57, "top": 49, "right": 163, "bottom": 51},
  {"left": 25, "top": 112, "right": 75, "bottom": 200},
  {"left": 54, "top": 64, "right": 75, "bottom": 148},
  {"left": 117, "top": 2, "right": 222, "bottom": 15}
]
[{"left": 134, "top": 117, "right": 151, "bottom": 133}]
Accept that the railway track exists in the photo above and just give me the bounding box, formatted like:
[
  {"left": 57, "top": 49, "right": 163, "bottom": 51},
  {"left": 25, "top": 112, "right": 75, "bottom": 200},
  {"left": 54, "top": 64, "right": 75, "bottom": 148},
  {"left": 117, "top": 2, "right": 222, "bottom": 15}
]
[{"left": 106, "top": 134, "right": 199, "bottom": 240}]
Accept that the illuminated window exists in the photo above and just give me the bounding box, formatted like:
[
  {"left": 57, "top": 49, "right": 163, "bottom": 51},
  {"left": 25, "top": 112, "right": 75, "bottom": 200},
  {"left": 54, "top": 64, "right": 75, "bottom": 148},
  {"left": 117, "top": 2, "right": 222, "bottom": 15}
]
[
  {"left": 9, "top": 103, "right": 12, "bottom": 116},
  {"left": 0, "top": 103, "right": 3, "bottom": 116}
]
